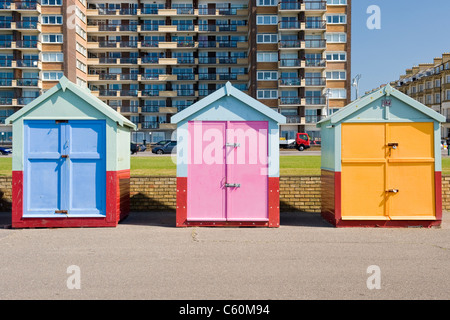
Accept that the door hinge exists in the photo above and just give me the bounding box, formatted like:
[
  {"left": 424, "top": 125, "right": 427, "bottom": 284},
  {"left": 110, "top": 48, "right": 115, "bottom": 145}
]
[
  {"left": 226, "top": 143, "right": 240, "bottom": 148},
  {"left": 55, "top": 210, "right": 68, "bottom": 214},
  {"left": 386, "top": 189, "right": 399, "bottom": 193},
  {"left": 55, "top": 120, "right": 68, "bottom": 124},
  {"left": 61, "top": 155, "right": 69, "bottom": 159},
  {"left": 387, "top": 143, "right": 398, "bottom": 149}
]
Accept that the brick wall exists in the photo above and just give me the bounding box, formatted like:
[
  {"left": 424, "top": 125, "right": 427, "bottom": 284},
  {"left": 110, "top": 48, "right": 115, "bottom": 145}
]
[{"left": 0, "top": 175, "right": 449, "bottom": 213}]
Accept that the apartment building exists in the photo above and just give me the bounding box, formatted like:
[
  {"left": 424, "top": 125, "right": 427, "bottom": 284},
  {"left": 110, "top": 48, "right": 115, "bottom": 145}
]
[
  {"left": 395, "top": 53, "right": 450, "bottom": 138},
  {"left": 0, "top": 0, "right": 351, "bottom": 144}
]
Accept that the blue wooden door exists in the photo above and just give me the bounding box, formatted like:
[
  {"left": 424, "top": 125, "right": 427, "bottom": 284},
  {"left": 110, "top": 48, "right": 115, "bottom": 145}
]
[{"left": 23, "top": 120, "right": 106, "bottom": 218}]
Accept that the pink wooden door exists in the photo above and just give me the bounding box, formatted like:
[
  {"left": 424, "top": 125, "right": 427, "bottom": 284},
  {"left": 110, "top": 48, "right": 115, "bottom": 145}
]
[
  {"left": 226, "top": 121, "right": 268, "bottom": 221},
  {"left": 187, "top": 121, "right": 268, "bottom": 222},
  {"left": 187, "top": 121, "right": 227, "bottom": 221}
]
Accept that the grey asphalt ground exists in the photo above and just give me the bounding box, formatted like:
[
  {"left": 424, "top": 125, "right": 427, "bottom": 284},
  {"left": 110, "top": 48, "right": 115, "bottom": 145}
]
[{"left": 0, "top": 211, "right": 449, "bottom": 300}]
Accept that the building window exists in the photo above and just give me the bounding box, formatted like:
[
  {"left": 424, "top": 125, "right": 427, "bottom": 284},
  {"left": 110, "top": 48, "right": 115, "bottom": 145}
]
[
  {"left": 257, "top": 0, "right": 276, "bottom": 6},
  {"left": 76, "top": 24, "right": 86, "bottom": 40},
  {"left": 325, "top": 33, "right": 347, "bottom": 43},
  {"left": 436, "top": 93, "right": 441, "bottom": 104},
  {"left": 328, "top": 89, "right": 347, "bottom": 99},
  {"left": 76, "top": 42, "right": 87, "bottom": 56},
  {"left": 257, "top": 71, "right": 278, "bottom": 81},
  {"left": 256, "top": 15, "right": 278, "bottom": 25},
  {"left": 77, "top": 77, "right": 87, "bottom": 87},
  {"left": 42, "top": 71, "right": 64, "bottom": 80},
  {"left": 42, "top": 0, "right": 63, "bottom": 5},
  {"left": 42, "top": 15, "right": 63, "bottom": 25},
  {"left": 326, "top": 52, "right": 346, "bottom": 61},
  {"left": 327, "top": 0, "right": 347, "bottom": 5},
  {"left": 76, "top": 59, "right": 86, "bottom": 73},
  {"left": 257, "top": 52, "right": 278, "bottom": 62},
  {"left": 42, "top": 52, "right": 63, "bottom": 62},
  {"left": 426, "top": 94, "right": 433, "bottom": 104},
  {"left": 436, "top": 79, "right": 441, "bottom": 87},
  {"left": 257, "top": 89, "right": 278, "bottom": 99},
  {"left": 256, "top": 34, "right": 278, "bottom": 44},
  {"left": 42, "top": 34, "right": 63, "bottom": 43},
  {"left": 326, "top": 70, "right": 346, "bottom": 80},
  {"left": 326, "top": 14, "right": 347, "bottom": 24},
  {"left": 76, "top": 6, "right": 86, "bottom": 23}
]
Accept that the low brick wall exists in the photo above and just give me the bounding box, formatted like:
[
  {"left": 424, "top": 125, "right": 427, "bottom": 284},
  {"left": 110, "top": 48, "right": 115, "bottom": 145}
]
[{"left": 0, "top": 175, "right": 449, "bottom": 213}]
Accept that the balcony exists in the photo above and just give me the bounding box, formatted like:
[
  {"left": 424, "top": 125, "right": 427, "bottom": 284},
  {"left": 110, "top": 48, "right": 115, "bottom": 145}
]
[
  {"left": 279, "top": 21, "right": 301, "bottom": 31},
  {"left": 140, "top": 57, "right": 160, "bottom": 64},
  {"left": 175, "top": 73, "right": 196, "bottom": 81},
  {"left": 279, "top": 59, "right": 303, "bottom": 68},
  {"left": 305, "top": 77, "right": 326, "bottom": 86},
  {"left": 278, "top": 1, "right": 302, "bottom": 12},
  {"left": 17, "top": 96, "right": 39, "bottom": 105},
  {"left": 197, "top": 24, "right": 247, "bottom": 32},
  {"left": 14, "top": 21, "right": 40, "bottom": 31},
  {"left": 199, "top": 89, "right": 216, "bottom": 96},
  {"left": 140, "top": 40, "right": 159, "bottom": 48},
  {"left": 279, "top": 77, "right": 303, "bottom": 87},
  {"left": 141, "top": 106, "right": 160, "bottom": 113},
  {"left": 141, "top": 89, "right": 162, "bottom": 97},
  {"left": 176, "top": 57, "right": 196, "bottom": 64},
  {"left": 15, "top": 40, "right": 40, "bottom": 50},
  {"left": 305, "top": 39, "right": 327, "bottom": 49},
  {"left": 305, "top": 115, "right": 326, "bottom": 124},
  {"left": 176, "top": 89, "right": 196, "bottom": 97},
  {"left": 285, "top": 115, "right": 305, "bottom": 125},
  {"left": 16, "top": 78, "right": 40, "bottom": 87},
  {"left": 0, "top": 97, "right": 13, "bottom": 106},
  {"left": 197, "top": 7, "right": 248, "bottom": 16},
  {"left": 0, "top": 59, "right": 10, "bottom": 67},
  {"left": 305, "top": 20, "right": 326, "bottom": 30},
  {"left": 0, "top": 79, "right": 12, "bottom": 86},
  {"left": 305, "top": 96, "right": 326, "bottom": 105},
  {"left": 120, "top": 106, "right": 139, "bottom": 113},
  {"left": 119, "top": 90, "right": 139, "bottom": 97},
  {"left": 305, "top": 1, "right": 327, "bottom": 11},
  {"left": 279, "top": 97, "right": 301, "bottom": 106},
  {"left": 279, "top": 40, "right": 304, "bottom": 50},
  {"left": 305, "top": 58, "right": 326, "bottom": 68},
  {"left": 141, "top": 121, "right": 159, "bottom": 129},
  {"left": 14, "top": 1, "right": 41, "bottom": 12}
]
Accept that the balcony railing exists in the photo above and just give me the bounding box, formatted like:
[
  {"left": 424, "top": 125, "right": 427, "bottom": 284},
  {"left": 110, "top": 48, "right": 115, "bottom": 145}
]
[
  {"left": 176, "top": 73, "right": 195, "bottom": 80},
  {"left": 120, "top": 106, "right": 139, "bottom": 113},
  {"left": 120, "top": 41, "right": 138, "bottom": 48},
  {"left": 218, "top": 57, "right": 238, "bottom": 64},
  {"left": 119, "top": 58, "right": 138, "bottom": 64},
  {"left": 0, "top": 2, "right": 11, "bottom": 9},
  {"left": 0, "top": 22, "right": 11, "bottom": 29},
  {"left": 141, "top": 57, "right": 159, "bottom": 64},
  {"left": 305, "top": 1, "right": 327, "bottom": 10},
  {"left": 285, "top": 115, "right": 302, "bottom": 124},
  {"left": 16, "top": 40, "right": 39, "bottom": 48},
  {"left": 141, "top": 40, "right": 159, "bottom": 47},
  {"left": 16, "top": 21, "right": 39, "bottom": 29},
  {"left": 279, "top": 40, "right": 302, "bottom": 49},
  {"left": 279, "top": 21, "right": 301, "bottom": 29},
  {"left": 141, "top": 106, "right": 160, "bottom": 113},
  {"left": 177, "top": 89, "right": 195, "bottom": 96},
  {"left": 305, "top": 115, "right": 326, "bottom": 123},
  {"left": 0, "top": 79, "right": 12, "bottom": 86},
  {"left": 305, "top": 20, "right": 326, "bottom": 29},
  {"left": 174, "top": 8, "right": 194, "bottom": 14},
  {"left": 305, "top": 96, "right": 326, "bottom": 105},
  {"left": 141, "top": 89, "right": 161, "bottom": 97},
  {"left": 15, "top": 1, "right": 38, "bottom": 10},
  {"left": 280, "top": 59, "right": 302, "bottom": 67},
  {"left": 99, "top": 90, "right": 118, "bottom": 96},
  {"left": 305, "top": 39, "right": 326, "bottom": 48},
  {"left": 174, "top": 24, "right": 194, "bottom": 31},
  {"left": 305, "top": 77, "right": 326, "bottom": 86},
  {"left": 199, "top": 57, "right": 216, "bottom": 64},
  {"left": 18, "top": 97, "right": 38, "bottom": 105},
  {"left": 305, "top": 58, "right": 326, "bottom": 67},
  {"left": 198, "top": 24, "right": 245, "bottom": 32},
  {"left": 198, "top": 73, "right": 216, "bottom": 80},
  {"left": 141, "top": 24, "right": 160, "bottom": 31},
  {"left": 280, "top": 97, "right": 301, "bottom": 105},
  {"left": 199, "top": 89, "right": 216, "bottom": 96},
  {"left": 0, "top": 97, "right": 12, "bottom": 105},
  {"left": 141, "top": 73, "right": 161, "bottom": 80},
  {"left": 279, "top": 1, "right": 301, "bottom": 10},
  {"left": 120, "top": 90, "right": 139, "bottom": 97},
  {"left": 0, "top": 59, "right": 11, "bottom": 67},
  {"left": 99, "top": 57, "right": 117, "bottom": 64},
  {"left": 16, "top": 78, "right": 39, "bottom": 86},
  {"left": 280, "top": 77, "right": 302, "bottom": 86},
  {"left": 141, "top": 121, "right": 159, "bottom": 129},
  {"left": 176, "top": 57, "right": 195, "bottom": 64},
  {"left": 176, "top": 40, "right": 195, "bottom": 48}
]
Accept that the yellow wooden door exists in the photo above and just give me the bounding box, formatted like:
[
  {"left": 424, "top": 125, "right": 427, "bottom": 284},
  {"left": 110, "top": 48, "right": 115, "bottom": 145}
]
[
  {"left": 341, "top": 123, "right": 388, "bottom": 220},
  {"left": 341, "top": 122, "right": 436, "bottom": 221},
  {"left": 386, "top": 123, "right": 436, "bottom": 220}
]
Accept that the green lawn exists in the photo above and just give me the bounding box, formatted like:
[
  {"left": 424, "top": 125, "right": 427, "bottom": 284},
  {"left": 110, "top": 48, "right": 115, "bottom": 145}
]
[{"left": 0, "top": 155, "right": 448, "bottom": 176}]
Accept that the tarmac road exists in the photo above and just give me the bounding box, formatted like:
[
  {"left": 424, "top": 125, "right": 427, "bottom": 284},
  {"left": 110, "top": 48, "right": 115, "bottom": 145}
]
[{"left": 0, "top": 211, "right": 449, "bottom": 300}]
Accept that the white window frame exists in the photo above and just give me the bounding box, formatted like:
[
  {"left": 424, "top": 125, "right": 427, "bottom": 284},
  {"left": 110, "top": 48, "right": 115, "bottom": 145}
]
[
  {"left": 41, "top": 0, "right": 63, "bottom": 5},
  {"left": 256, "top": 33, "right": 278, "bottom": 44},
  {"left": 257, "top": 89, "right": 278, "bottom": 99},
  {"left": 42, "top": 52, "right": 64, "bottom": 62},
  {"left": 326, "top": 70, "right": 346, "bottom": 80},
  {"left": 257, "top": 71, "right": 278, "bottom": 81},
  {"left": 328, "top": 88, "right": 347, "bottom": 99},
  {"left": 257, "top": 52, "right": 278, "bottom": 62},
  {"left": 257, "top": 0, "right": 276, "bottom": 6},
  {"left": 76, "top": 59, "right": 87, "bottom": 73},
  {"left": 326, "top": 14, "right": 347, "bottom": 24},
  {"left": 327, "top": 0, "right": 347, "bottom": 5},
  {"left": 256, "top": 15, "right": 278, "bottom": 25},
  {"left": 42, "top": 15, "right": 63, "bottom": 25},
  {"left": 326, "top": 51, "right": 347, "bottom": 61},
  {"left": 325, "top": 33, "right": 347, "bottom": 43},
  {"left": 42, "top": 71, "right": 64, "bottom": 80},
  {"left": 42, "top": 34, "right": 63, "bottom": 43}
]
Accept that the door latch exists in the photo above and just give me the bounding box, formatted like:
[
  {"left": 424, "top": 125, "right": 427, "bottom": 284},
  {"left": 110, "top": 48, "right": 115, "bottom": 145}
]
[
  {"left": 386, "top": 189, "right": 399, "bottom": 193},
  {"left": 225, "top": 183, "right": 241, "bottom": 188},
  {"left": 387, "top": 143, "right": 398, "bottom": 149},
  {"left": 61, "top": 155, "right": 69, "bottom": 159},
  {"left": 226, "top": 143, "right": 240, "bottom": 148},
  {"left": 55, "top": 210, "right": 68, "bottom": 214}
]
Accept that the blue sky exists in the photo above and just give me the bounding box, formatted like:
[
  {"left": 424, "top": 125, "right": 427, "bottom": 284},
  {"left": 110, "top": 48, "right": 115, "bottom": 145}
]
[{"left": 351, "top": 0, "right": 450, "bottom": 100}]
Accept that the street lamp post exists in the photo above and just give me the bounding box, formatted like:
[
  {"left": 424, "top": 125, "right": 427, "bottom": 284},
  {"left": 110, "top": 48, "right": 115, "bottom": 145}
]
[{"left": 352, "top": 74, "right": 362, "bottom": 100}]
